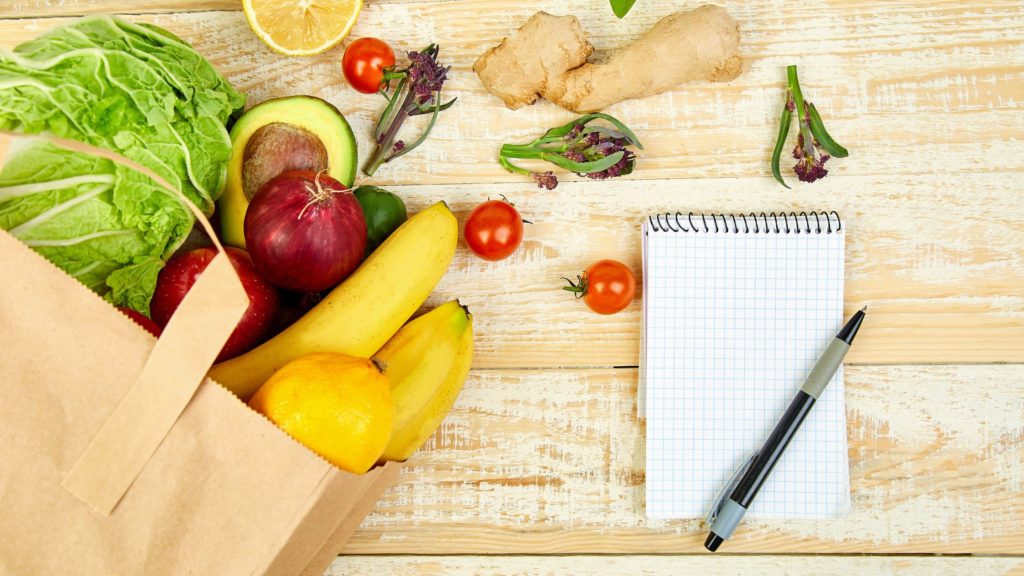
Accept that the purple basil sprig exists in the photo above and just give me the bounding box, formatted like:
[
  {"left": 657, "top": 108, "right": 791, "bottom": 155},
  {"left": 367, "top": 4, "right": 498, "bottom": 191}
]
[
  {"left": 365, "top": 44, "right": 456, "bottom": 176},
  {"left": 771, "top": 65, "right": 849, "bottom": 188},
  {"left": 498, "top": 113, "right": 642, "bottom": 189}
]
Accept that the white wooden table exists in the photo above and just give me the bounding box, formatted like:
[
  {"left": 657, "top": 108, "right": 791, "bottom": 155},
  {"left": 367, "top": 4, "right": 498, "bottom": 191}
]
[{"left": 4, "top": 0, "right": 1022, "bottom": 573}]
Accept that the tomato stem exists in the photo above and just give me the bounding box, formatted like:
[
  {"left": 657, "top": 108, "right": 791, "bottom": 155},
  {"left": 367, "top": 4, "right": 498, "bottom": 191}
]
[{"left": 562, "top": 274, "right": 589, "bottom": 298}]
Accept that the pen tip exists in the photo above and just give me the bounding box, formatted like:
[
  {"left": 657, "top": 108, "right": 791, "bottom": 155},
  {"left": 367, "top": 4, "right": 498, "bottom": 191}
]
[
  {"left": 704, "top": 533, "right": 724, "bottom": 552},
  {"left": 859, "top": 305, "right": 868, "bottom": 313}
]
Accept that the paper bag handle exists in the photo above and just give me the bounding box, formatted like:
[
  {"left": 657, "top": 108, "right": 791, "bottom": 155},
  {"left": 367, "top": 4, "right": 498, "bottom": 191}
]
[{"left": 0, "top": 132, "right": 250, "bottom": 515}]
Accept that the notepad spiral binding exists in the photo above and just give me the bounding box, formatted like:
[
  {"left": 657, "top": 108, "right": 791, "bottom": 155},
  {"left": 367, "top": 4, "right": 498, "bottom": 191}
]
[{"left": 647, "top": 211, "right": 841, "bottom": 235}]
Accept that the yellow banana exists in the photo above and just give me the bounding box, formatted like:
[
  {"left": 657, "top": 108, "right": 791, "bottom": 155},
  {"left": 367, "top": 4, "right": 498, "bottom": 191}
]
[
  {"left": 374, "top": 300, "right": 469, "bottom": 435},
  {"left": 210, "top": 202, "right": 458, "bottom": 400},
  {"left": 382, "top": 316, "right": 473, "bottom": 462}
]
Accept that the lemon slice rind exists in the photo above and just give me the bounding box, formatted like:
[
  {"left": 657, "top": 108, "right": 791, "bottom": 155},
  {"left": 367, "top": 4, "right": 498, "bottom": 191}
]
[{"left": 242, "top": 0, "right": 363, "bottom": 57}]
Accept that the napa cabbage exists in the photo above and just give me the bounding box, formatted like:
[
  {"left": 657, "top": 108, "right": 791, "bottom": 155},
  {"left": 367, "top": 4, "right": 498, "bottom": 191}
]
[{"left": 0, "top": 16, "right": 244, "bottom": 312}]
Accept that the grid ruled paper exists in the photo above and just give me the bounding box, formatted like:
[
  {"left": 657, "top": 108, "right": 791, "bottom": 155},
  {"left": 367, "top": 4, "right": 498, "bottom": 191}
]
[{"left": 642, "top": 214, "right": 850, "bottom": 519}]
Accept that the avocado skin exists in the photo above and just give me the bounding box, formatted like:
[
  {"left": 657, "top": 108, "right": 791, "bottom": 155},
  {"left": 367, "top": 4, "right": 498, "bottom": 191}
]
[{"left": 218, "top": 96, "right": 358, "bottom": 248}]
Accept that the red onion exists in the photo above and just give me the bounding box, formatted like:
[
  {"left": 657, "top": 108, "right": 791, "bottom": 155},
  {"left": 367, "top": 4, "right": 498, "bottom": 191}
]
[{"left": 244, "top": 170, "right": 367, "bottom": 292}]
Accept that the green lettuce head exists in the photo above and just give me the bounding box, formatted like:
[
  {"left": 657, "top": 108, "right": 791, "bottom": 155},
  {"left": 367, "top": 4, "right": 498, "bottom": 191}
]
[{"left": 0, "top": 16, "right": 244, "bottom": 313}]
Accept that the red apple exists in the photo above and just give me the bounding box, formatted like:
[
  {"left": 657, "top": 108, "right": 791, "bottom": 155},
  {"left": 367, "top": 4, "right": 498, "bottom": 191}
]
[
  {"left": 117, "top": 306, "right": 163, "bottom": 338},
  {"left": 150, "top": 246, "right": 281, "bottom": 362}
]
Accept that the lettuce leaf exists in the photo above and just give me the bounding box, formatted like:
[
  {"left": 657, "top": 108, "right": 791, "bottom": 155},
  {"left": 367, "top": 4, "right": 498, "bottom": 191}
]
[
  {"left": 0, "top": 140, "right": 192, "bottom": 309},
  {"left": 0, "top": 16, "right": 244, "bottom": 313}
]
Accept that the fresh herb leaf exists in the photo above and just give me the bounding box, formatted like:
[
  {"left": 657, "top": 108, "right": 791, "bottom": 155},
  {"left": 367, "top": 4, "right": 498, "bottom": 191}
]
[
  {"left": 499, "top": 113, "right": 641, "bottom": 189},
  {"left": 610, "top": 0, "right": 637, "bottom": 18},
  {"left": 541, "top": 150, "right": 625, "bottom": 173},
  {"left": 787, "top": 66, "right": 815, "bottom": 160},
  {"left": 409, "top": 96, "right": 457, "bottom": 116},
  {"left": 771, "top": 101, "right": 793, "bottom": 189},
  {"left": 543, "top": 112, "right": 643, "bottom": 149},
  {"left": 807, "top": 103, "right": 849, "bottom": 158}
]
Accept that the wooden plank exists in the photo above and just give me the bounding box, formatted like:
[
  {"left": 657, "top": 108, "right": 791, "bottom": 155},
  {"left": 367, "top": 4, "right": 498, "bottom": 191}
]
[
  {"left": 327, "top": 556, "right": 1024, "bottom": 576},
  {"left": 0, "top": 0, "right": 233, "bottom": 18},
  {"left": 0, "top": 2, "right": 1020, "bottom": 186},
  {"left": 0, "top": 0, "right": 440, "bottom": 18},
  {"left": 400, "top": 173, "right": 1023, "bottom": 367},
  {"left": 336, "top": 365, "right": 1024, "bottom": 554}
]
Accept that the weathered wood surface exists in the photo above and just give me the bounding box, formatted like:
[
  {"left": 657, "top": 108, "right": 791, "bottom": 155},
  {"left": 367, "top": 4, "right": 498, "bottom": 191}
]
[
  {"left": 0, "top": 0, "right": 234, "bottom": 17},
  {"left": 0, "top": 1, "right": 1020, "bottom": 186},
  {"left": 328, "top": 556, "right": 1024, "bottom": 576},
  {"left": 412, "top": 175, "right": 1024, "bottom": 367},
  {"left": 338, "top": 365, "right": 1024, "bottom": 554}
]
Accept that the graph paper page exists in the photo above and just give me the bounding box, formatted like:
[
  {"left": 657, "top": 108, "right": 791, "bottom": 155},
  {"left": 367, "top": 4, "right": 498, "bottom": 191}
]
[{"left": 643, "top": 218, "right": 850, "bottom": 519}]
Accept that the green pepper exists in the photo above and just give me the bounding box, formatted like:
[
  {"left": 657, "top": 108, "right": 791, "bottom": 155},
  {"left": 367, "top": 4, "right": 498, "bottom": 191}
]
[{"left": 353, "top": 185, "right": 408, "bottom": 255}]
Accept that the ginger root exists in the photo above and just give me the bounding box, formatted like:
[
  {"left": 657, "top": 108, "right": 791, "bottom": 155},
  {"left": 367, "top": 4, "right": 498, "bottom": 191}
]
[{"left": 473, "top": 5, "right": 743, "bottom": 113}]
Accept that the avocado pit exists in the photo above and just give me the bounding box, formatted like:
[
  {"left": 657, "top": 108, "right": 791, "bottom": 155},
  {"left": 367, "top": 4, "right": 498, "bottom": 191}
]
[
  {"left": 218, "top": 95, "right": 358, "bottom": 248},
  {"left": 242, "top": 122, "right": 329, "bottom": 200}
]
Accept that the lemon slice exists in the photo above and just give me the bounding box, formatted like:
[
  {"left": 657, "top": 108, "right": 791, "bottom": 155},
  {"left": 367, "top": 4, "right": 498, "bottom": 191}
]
[{"left": 242, "top": 0, "right": 363, "bottom": 56}]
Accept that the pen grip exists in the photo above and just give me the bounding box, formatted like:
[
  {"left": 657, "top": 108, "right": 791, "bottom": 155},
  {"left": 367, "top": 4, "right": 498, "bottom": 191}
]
[{"left": 800, "top": 338, "right": 849, "bottom": 399}]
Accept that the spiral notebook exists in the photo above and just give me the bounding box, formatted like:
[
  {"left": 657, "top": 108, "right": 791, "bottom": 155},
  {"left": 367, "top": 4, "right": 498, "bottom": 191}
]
[{"left": 641, "top": 211, "right": 850, "bottom": 519}]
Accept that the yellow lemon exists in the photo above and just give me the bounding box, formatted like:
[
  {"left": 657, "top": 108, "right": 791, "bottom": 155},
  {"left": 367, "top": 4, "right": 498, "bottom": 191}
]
[
  {"left": 242, "top": 0, "right": 363, "bottom": 56},
  {"left": 249, "top": 353, "right": 392, "bottom": 473}
]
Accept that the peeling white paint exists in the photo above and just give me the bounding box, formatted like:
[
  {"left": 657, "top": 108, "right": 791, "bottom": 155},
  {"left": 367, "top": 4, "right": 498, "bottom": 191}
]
[
  {"left": 329, "top": 555, "right": 1024, "bottom": 576},
  {"left": 348, "top": 365, "right": 1024, "bottom": 553}
]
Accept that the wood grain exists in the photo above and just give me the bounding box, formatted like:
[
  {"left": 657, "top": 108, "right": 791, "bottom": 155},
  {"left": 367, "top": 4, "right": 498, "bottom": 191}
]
[
  {"left": 406, "top": 173, "right": 1024, "bottom": 367},
  {"left": 0, "top": 2, "right": 1020, "bottom": 187},
  {"left": 327, "top": 556, "right": 1024, "bottom": 576},
  {"left": 337, "top": 365, "right": 1024, "bottom": 554},
  {"left": 0, "top": 0, "right": 234, "bottom": 18}
]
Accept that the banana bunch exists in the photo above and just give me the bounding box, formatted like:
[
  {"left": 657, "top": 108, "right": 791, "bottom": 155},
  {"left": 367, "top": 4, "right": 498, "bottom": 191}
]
[
  {"left": 211, "top": 201, "right": 472, "bottom": 462},
  {"left": 374, "top": 300, "right": 473, "bottom": 462},
  {"left": 211, "top": 202, "right": 459, "bottom": 400}
]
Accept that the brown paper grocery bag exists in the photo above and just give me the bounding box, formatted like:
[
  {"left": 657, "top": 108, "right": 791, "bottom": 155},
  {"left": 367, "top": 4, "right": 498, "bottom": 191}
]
[{"left": 0, "top": 133, "right": 400, "bottom": 575}]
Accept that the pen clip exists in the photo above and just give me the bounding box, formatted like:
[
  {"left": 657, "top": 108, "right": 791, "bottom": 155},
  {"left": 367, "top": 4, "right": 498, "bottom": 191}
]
[{"left": 705, "top": 452, "right": 757, "bottom": 526}]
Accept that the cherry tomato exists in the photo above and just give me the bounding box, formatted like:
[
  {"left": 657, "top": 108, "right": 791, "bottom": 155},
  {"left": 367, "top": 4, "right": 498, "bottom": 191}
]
[
  {"left": 464, "top": 198, "right": 524, "bottom": 261},
  {"left": 564, "top": 259, "right": 636, "bottom": 315},
  {"left": 342, "top": 38, "right": 396, "bottom": 94}
]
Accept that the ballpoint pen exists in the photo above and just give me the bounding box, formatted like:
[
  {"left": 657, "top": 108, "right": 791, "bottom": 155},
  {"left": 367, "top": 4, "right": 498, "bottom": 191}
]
[{"left": 704, "top": 305, "right": 867, "bottom": 552}]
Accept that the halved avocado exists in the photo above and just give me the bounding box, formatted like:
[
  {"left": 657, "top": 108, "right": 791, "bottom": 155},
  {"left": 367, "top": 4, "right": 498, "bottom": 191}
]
[{"left": 218, "top": 96, "right": 357, "bottom": 248}]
